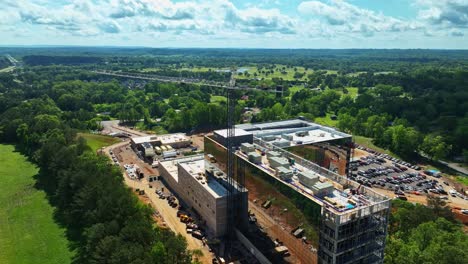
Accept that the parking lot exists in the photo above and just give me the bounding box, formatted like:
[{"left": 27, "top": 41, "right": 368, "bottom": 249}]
[{"left": 350, "top": 146, "right": 466, "bottom": 201}]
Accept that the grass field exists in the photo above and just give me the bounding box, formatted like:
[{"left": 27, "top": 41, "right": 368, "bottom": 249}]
[
  {"left": 142, "top": 65, "right": 338, "bottom": 81},
  {"left": 289, "top": 85, "right": 304, "bottom": 96},
  {"left": 210, "top": 95, "right": 227, "bottom": 104},
  {"left": 78, "top": 133, "right": 120, "bottom": 152},
  {"left": 455, "top": 176, "right": 468, "bottom": 186},
  {"left": 236, "top": 65, "right": 313, "bottom": 81},
  {"left": 353, "top": 135, "right": 401, "bottom": 159},
  {"left": 343, "top": 87, "right": 358, "bottom": 99},
  {"left": 0, "top": 144, "right": 73, "bottom": 264},
  {"left": 314, "top": 113, "right": 338, "bottom": 127}
]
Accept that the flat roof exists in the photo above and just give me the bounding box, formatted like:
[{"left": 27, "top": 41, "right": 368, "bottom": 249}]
[
  {"left": 180, "top": 159, "right": 228, "bottom": 198},
  {"left": 214, "top": 128, "right": 253, "bottom": 138},
  {"left": 277, "top": 166, "right": 292, "bottom": 173},
  {"left": 236, "top": 145, "right": 389, "bottom": 215},
  {"left": 131, "top": 133, "right": 189, "bottom": 145},
  {"left": 160, "top": 159, "right": 180, "bottom": 182},
  {"left": 269, "top": 156, "right": 289, "bottom": 164},
  {"left": 159, "top": 155, "right": 206, "bottom": 183},
  {"left": 236, "top": 119, "right": 351, "bottom": 146}
]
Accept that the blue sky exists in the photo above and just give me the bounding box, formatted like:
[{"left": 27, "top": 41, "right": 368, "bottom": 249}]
[{"left": 1, "top": 0, "right": 467, "bottom": 48}]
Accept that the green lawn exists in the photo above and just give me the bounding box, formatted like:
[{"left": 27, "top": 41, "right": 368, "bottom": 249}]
[
  {"left": 0, "top": 144, "right": 73, "bottom": 264},
  {"left": 288, "top": 85, "right": 304, "bottom": 94},
  {"left": 210, "top": 95, "right": 227, "bottom": 104},
  {"left": 353, "top": 135, "right": 401, "bottom": 158},
  {"left": 314, "top": 113, "right": 338, "bottom": 127},
  {"left": 455, "top": 176, "right": 468, "bottom": 186},
  {"left": 343, "top": 87, "right": 358, "bottom": 99},
  {"left": 142, "top": 65, "right": 338, "bottom": 82},
  {"left": 236, "top": 65, "right": 313, "bottom": 81},
  {"left": 78, "top": 133, "right": 120, "bottom": 152}
]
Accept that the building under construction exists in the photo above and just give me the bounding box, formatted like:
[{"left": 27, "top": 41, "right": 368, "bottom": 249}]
[
  {"left": 98, "top": 70, "right": 390, "bottom": 263},
  {"left": 159, "top": 155, "right": 248, "bottom": 238},
  {"left": 206, "top": 119, "right": 391, "bottom": 264}
]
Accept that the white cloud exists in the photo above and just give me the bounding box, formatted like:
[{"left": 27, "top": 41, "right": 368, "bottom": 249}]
[
  {"left": 298, "top": 0, "right": 423, "bottom": 37},
  {"left": 0, "top": 0, "right": 466, "bottom": 47},
  {"left": 417, "top": 0, "right": 468, "bottom": 27}
]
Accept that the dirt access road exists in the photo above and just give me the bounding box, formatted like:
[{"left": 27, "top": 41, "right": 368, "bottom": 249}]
[
  {"left": 100, "top": 120, "right": 149, "bottom": 137},
  {"left": 103, "top": 142, "right": 213, "bottom": 264}
]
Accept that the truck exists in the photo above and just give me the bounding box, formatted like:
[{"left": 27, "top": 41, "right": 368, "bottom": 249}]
[
  {"left": 292, "top": 228, "right": 304, "bottom": 238},
  {"left": 154, "top": 146, "right": 162, "bottom": 155}
]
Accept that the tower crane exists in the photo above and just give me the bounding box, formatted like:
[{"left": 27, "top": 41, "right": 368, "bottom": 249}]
[{"left": 92, "top": 69, "right": 281, "bottom": 252}]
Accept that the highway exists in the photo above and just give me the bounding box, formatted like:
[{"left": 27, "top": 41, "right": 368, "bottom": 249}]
[{"left": 92, "top": 70, "right": 282, "bottom": 93}]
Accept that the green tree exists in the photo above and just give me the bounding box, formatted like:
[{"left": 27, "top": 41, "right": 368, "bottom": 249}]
[{"left": 420, "top": 134, "right": 452, "bottom": 160}]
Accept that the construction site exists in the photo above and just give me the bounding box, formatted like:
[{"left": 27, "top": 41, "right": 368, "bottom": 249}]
[
  {"left": 96, "top": 70, "right": 391, "bottom": 264},
  {"left": 206, "top": 119, "right": 391, "bottom": 264}
]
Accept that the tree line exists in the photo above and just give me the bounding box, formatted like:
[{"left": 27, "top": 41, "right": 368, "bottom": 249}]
[
  {"left": 385, "top": 198, "right": 467, "bottom": 264},
  {"left": 0, "top": 86, "right": 193, "bottom": 264}
]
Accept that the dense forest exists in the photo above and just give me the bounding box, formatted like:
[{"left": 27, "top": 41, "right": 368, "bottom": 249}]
[
  {"left": 1, "top": 49, "right": 467, "bottom": 162},
  {"left": 0, "top": 76, "right": 194, "bottom": 263},
  {"left": 0, "top": 57, "right": 10, "bottom": 69},
  {"left": 2, "top": 47, "right": 468, "bottom": 71},
  {"left": 385, "top": 198, "right": 467, "bottom": 263}
]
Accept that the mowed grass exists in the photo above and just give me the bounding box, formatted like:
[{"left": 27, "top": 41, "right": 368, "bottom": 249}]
[
  {"left": 78, "top": 133, "right": 120, "bottom": 152},
  {"left": 237, "top": 65, "right": 313, "bottom": 81},
  {"left": 0, "top": 144, "right": 73, "bottom": 264},
  {"left": 455, "top": 176, "right": 468, "bottom": 186},
  {"left": 343, "top": 87, "right": 358, "bottom": 99},
  {"left": 210, "top": 95, "right": 227, "bottom": 104},
  {"left": 353, "top": 135, "right": 401, "bottom": 159},
  {"left": 314, "top": 113, "right": 338, "bottom": 127}
]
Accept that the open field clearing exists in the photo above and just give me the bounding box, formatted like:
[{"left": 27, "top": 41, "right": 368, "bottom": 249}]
[
  {"left": 210, "top": 95, "right": 227, "bottom": 104},
  {"left": 78, "top": 133, "right": 120, "bottom": 152},
  {"left": 314, "top": 113, "right": 338, "bottom": 127},
  {"left": 0, "top": 144, "right": 73, "bottom": 264}
]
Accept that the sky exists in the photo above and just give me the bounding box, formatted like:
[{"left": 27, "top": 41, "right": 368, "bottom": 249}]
[{"left": 0, "top": 0, "right": 467, "bottom": 49}]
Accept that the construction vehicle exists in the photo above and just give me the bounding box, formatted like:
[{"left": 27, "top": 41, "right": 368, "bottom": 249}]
[
  {"left": 262, "top": 200, "right": 272, "bottom": 209},
  {"left": 292, "top": 227, "right": 304, "bottom": 238}
]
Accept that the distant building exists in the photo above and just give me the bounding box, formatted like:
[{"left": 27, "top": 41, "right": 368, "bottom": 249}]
[{"left": 131, "top": 133, "right": 191, "bottom": 150}]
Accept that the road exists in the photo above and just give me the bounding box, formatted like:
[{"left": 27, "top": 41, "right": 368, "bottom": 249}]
[
  {"left": 444, "top": 162, "right": 468, "bottom": 176},
  {"left": 100, "top": 120, "right": 149, "bottom": 137},
  {"left": 102, "top": 141, "right": 213, "bottom": 264}
]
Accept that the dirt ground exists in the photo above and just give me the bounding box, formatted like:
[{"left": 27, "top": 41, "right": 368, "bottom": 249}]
[
  {"left": 244, "top": 173, "right": 318, "bottom": 264},
  {"left": 248, "top": 202, "right": 317, "bottom": 264},
  {"left": 190, "top": 134, "right": 206, "bottom": 151}
]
